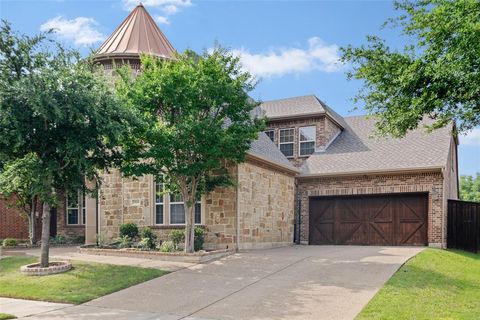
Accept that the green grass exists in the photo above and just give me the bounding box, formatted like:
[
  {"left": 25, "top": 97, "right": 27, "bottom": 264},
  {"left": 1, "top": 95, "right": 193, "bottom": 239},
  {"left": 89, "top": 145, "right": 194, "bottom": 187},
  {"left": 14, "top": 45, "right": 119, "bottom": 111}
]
[
  {"left": 357, "top": 248, "right": 480, "bottom": 319},
  {"left": 0, "top": 256, "right": 167, "bottom": 304},
  {"left": 0, "top": 314, "right": 17, "bottom": 320}
]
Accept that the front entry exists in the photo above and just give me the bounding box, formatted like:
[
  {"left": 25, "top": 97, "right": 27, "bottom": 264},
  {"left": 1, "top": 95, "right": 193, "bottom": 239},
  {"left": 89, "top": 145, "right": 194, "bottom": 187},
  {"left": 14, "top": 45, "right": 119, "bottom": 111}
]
[{"left": 309, "top": 193, "right": 428, "bottom": 246}]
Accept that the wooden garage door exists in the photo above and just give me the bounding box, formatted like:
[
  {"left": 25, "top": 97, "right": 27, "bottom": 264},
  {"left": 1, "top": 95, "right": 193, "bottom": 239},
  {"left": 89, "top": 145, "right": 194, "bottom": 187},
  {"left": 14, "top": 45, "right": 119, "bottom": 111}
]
[{"left": 309, "top": 194, "right": 428, "bottom": 246}]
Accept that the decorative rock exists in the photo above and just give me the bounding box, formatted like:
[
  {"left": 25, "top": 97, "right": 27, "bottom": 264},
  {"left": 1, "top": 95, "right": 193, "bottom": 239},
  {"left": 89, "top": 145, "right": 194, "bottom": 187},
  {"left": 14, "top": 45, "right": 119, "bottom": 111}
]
[{"left": 20, "top": 261, "right": 72, "bottom": 276}]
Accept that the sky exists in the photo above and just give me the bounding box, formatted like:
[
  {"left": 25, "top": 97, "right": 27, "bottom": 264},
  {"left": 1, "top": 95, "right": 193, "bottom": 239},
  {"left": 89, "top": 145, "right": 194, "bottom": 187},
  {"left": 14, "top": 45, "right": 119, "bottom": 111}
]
[{"left": 0, "top": 0, "right": 478, "bottom": 176}]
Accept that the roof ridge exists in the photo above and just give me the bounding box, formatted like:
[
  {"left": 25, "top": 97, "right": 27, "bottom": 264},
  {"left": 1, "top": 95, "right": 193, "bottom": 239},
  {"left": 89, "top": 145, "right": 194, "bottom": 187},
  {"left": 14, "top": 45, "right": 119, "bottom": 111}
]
[{"left": 261, "top": 94, "right": 317, "bottom": 104}]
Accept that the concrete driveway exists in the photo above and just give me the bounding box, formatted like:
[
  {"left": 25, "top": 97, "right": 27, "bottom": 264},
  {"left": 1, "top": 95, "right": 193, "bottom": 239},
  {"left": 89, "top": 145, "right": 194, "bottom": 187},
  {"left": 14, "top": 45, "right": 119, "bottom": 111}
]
[{"left": 19, "top": 245, "right": 423, "bottom": 320}]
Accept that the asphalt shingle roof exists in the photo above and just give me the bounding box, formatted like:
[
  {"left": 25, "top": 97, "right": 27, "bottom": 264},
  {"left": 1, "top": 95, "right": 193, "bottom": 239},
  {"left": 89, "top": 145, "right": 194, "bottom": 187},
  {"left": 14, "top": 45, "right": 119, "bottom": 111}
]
[
  {"left": 300, "top": 115, "right": 453, "bottom": 176},
  {"left": 260, "top": 95, "right": 347, "bottom": 128},
  {"left": 249, "top": 132, "right": 298, "bottom": 172}
]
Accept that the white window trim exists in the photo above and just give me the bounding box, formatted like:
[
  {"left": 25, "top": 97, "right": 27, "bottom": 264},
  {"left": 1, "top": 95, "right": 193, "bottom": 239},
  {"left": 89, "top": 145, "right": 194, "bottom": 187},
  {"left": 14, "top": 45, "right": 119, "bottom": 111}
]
[
  {"left": 299, "top": 126, "right": 316, "bottom": 157},
  {"left": 279, "top": 128, "right": 295, "bottom": 158},
  {"left": 152, "top": 175, "right": 204, "bottom": 226},
  {"left": 66, "top": 192, "right": 85, "bottom": 226},
  {"left": 154, "top": 180, "right": 165, "bottom": 225},
  {"left": 264, "top": 129, "right": 275, "bottom": 142}
]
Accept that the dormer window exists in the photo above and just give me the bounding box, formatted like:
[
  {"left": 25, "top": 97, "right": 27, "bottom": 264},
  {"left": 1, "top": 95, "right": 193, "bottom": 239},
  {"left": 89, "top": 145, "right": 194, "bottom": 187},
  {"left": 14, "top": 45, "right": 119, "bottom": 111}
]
[
  {"left": 264, "top": 130, "right": 275, "bottom": 142},
  {"left": 279, "top": 128, "right": 295, "bottom": 157},
  {"left": 299, "top": 126, "right": 316, "bottom": 156}
]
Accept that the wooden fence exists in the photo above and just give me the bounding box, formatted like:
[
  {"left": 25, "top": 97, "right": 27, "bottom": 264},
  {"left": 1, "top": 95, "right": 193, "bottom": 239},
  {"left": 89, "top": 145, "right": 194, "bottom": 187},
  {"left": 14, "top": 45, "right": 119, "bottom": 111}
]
[{"left": 447, "top": 199, "right": 480, "bottom": 253}]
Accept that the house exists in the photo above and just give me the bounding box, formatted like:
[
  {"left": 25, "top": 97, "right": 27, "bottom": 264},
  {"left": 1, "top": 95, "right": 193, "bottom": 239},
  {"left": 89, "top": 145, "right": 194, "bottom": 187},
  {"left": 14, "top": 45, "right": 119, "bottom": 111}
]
[{"left": 0, "top": 4, "right": 458, "bottom": 249}]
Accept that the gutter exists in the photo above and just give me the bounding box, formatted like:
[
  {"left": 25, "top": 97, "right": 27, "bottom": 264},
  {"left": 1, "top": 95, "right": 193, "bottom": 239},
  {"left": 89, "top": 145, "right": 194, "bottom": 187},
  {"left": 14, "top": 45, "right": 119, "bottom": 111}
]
[
  {"left": 235, "top": 164, "right": 240, "bottom": 251},
  {"left": 246, "top": 153, "right": 300, "bottom": 175},
  {"left": 297, "top": 165, "right": 445, "bottom": 179}
]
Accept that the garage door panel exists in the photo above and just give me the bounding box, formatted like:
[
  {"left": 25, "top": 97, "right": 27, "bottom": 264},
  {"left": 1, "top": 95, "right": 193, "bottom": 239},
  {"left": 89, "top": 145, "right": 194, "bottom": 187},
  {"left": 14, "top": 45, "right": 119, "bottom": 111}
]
[{"left": 309, "top": 194, "right": 427, "bottom": 246}]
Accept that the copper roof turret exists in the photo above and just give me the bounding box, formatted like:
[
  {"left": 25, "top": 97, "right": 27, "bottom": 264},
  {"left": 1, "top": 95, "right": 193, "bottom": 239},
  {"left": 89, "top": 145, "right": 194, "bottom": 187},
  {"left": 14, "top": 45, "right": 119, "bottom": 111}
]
[{"left": 94, "top": 3, "right": 176, "bottom": 64}]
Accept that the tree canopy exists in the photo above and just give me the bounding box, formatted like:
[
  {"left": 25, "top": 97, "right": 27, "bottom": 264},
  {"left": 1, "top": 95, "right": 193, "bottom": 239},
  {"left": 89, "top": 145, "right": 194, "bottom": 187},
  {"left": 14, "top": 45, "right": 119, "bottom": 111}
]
[
  {"left": 341, "top": 0, "right": 480, "bottom": 137},
  {"left": 460, "top": 173, "right": 480, "bottom": 202},
  {"left": 117, "top": 48, "right": 264, "bottom": 252},
  {"left": 0, "top": 21, "right": 134, "bottom": 265}
]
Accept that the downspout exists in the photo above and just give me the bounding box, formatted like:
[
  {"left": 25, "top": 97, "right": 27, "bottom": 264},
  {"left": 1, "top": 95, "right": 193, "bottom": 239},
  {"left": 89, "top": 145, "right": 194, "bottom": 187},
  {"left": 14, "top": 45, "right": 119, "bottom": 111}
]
[{"left": 236, "top": 164, "right": 240, "bottom": 251}]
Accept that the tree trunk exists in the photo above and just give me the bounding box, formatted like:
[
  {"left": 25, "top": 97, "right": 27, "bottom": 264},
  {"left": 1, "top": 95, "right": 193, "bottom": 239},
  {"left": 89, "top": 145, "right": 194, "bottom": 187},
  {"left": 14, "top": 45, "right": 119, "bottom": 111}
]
[
  {"left": 184, "top": 203, "right": 195, "bottom": 253},
  {"left": 40, "top": 201, "right": 51, "bottom": 267}
]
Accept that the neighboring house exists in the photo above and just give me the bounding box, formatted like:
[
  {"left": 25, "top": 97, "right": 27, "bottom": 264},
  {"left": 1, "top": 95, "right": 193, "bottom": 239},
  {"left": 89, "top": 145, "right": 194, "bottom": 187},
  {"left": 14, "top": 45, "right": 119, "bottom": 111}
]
[{"left": 0, "top": 4, "right": 458, "bottom": 249}]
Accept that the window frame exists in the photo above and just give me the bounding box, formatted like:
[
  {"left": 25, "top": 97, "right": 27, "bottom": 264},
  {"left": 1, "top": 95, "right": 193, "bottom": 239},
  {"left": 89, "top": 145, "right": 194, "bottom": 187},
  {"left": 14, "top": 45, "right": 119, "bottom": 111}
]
[
  {"left": 154, "top": 180, "right": 165, "bottom": 225},
  {"left": 279, "top": 128, "right": 295, "bottom": 158},
  {"left": 169, "top": 193, "right": 202, "bottom": 226},
  {"left": 298, "top": 125, "right": 316, "bottom": 157},
  {"left": 66, "top": 191, "right": 85, "bottom": 226},
  {"left": 264, "top": 129, "right": 275, "bottom": 142}
]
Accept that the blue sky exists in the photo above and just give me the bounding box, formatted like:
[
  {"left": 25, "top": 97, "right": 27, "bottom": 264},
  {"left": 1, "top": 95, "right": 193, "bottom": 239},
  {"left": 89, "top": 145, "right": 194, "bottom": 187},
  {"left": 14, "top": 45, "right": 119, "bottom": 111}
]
[{"left": 1, "top": 0, "right": 478, "bottom": 176}]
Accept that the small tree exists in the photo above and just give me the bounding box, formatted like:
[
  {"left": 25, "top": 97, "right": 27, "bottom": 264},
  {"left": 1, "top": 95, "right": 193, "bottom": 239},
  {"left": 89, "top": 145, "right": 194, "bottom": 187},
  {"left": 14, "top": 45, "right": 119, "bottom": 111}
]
[
  {"left": 0, "top": 154, "right": 43, "bottom": 245},
  {"left": 341, "top": 0, "right": 480, "bottom": 137},
  {"left": 117, "top": 48, "right": 263, "bottom": 252},
  {"left": 460, "top": 173, "right": 480, "bottom": 202},
  {"left": 0, "top": 21, "right": 133, "bottom": 266}
]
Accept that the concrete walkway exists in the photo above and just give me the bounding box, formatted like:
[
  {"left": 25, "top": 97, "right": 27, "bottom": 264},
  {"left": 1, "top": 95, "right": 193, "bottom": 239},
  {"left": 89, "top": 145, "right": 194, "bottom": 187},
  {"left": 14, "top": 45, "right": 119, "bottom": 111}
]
[
  {"left": 0, "top": 298, "right": 72, "bottom": 318},
  {"left": 3, "top": 246, "right": 194, "bottom": 271},
  {"left": 5, "top": 245, "right": 423, "bottom": 320}
]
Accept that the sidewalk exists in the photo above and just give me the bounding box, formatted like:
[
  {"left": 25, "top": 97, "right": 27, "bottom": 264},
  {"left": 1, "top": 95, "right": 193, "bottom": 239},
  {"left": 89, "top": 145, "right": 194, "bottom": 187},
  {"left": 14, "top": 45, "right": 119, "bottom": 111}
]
[
  {"left": 0, "top": 297, "right": 72, "bottom": 318},
  {"left": 2, "top": 246, "right": 194, "bottom": 271}
]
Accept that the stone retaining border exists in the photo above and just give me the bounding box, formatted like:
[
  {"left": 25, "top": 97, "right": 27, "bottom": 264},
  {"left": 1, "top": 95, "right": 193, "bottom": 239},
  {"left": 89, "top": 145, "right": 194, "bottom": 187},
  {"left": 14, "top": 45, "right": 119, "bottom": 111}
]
[
  {"left": 79, "top": 246, "right": 235, "bottom": 263},
  {"left": 20, "top": 261, "right": 72, "bottom": 276}
]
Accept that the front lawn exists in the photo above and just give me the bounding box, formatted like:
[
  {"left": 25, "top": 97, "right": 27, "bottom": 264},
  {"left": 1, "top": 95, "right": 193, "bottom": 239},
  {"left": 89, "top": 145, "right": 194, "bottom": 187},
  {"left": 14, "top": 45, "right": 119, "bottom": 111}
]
[
  {"left": 0, "top": 314, "right": 16, "bottom": 320},
  {"left": 0, "top": 256, "right": 167, "bottom": 304},
  {"left": 357, "top": 248, "right": 480, "bottom": 319}
]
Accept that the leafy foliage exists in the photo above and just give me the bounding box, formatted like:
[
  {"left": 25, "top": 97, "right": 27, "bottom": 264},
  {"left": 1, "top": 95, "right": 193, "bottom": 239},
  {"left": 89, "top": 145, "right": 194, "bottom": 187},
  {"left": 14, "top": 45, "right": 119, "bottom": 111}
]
[
  {"left": 119, "top": 223, "right": 139, "bottom": 240},
  {"left": 341, "top": 0, "right": 480, "bottom": 137},
  {"left": 117, "top": 235, "right": 132, "bottom": 249},
  {"left": 158, "top": 240, "right": 175, "bottom": 253},
  {"left": 460, "top": 173, "right": 480, "bottom": 202},
  {"left": 169, "top": 229, "right": 185, "bottom": 250},
  {"left": 117, "top": 48, "right": 264, "bottom": 252},
  {"left": 194, "top": 227, "right": 205, "bottom": 252},
  {"left": 2, "top": 239, "right": 18, "bottom": 247},
  {"left": 140, "top": 227, "right": 157, "bottom": 249}
]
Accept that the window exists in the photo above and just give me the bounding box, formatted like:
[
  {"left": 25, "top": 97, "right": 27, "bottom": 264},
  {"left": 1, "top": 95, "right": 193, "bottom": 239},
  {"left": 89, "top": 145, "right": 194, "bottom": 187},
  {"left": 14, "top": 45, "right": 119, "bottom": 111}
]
[
  {"left": 170, "top": 193, "right": 202, "bottom": 225},
  {"left": 264, "top": 130, "right": 275, "bottom": 142},
  {"left": 279, "top": 128, "right": 295, "bottom": 157},
  {"left": 155, "top": 181, "right": 164, "bottom": 224},
  {"left": 66, "top": 192, "right": 85, "bottom": 225},
  {"left": 299, "top": 126, "right": 316, "bottom": 156}
]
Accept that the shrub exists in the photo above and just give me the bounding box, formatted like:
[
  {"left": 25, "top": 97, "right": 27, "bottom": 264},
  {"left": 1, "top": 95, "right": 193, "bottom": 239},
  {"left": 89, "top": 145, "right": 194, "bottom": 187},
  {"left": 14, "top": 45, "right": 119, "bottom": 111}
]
[
  {"left": 194, "top": 227, "right": 205, "bottom": 251},
  {"left": 73, "top": 235, "right": 85, "bottom": 244},
  {"left": 169, "top": 229, "right": 185, "bottom": 250},
  {"left": 53, "top": 235, "right": 66, "bottom": 244},
  {"left": 119, "top": 223, "right": 139, "bottom": 240},
  {"left": 2, "top": 238, "right": 18, "bottom": 247},
  {"left": 140, "top": 227, "right": 157, "bottom": 249},
  {"left": 159, "top": 240, "right": 175, "bottom": 252},
  {"left": 118, "top": 235, "right": 132, "bottom": 249},
  {"left": 96, "top": 232, "right": 107, "bottom": 247}
]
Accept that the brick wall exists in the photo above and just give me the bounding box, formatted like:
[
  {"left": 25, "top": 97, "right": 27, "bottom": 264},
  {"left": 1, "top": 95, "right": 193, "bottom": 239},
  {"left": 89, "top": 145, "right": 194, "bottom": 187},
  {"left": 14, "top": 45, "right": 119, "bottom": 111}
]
[
  {"left": 297, "top": 171, "right": 446, "bottom": 247},
  {"left": 0, "top": 197, "right": 30, "bottom": 239},
  {"left": 237, "top": 160, "right": 296, "bottom": 249}
]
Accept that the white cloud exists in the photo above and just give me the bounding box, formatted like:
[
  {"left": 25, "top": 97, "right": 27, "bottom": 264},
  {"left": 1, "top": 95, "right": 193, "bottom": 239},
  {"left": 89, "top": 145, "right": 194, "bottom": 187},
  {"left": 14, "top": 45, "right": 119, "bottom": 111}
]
[
  {"left": 122, "top": 0, "right": 192, "bottom": 12},
  {"left": 231, "top": 37, "right": 343, "bottom": 78},
  {"left": 154, "top": 15, "right": 170, "bottom": 25},
  {"left": 40, "top": 16, "right": 105, "bottom": 46},
  {"left": 461, "top": 128, "right": 480, "bottom": 146}
]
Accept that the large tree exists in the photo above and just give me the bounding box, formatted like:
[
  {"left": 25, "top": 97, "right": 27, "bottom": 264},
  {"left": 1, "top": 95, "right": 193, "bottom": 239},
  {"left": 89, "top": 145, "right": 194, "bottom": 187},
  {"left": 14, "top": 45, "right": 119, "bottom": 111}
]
[
  {"left": 341, "top": 0, "right": 480, "bottom": 137},
  {"left": 0, "top": 21, "right": 133, "bottom": 267},
  {"left": 117, "top": 49, "right": 263, "bottom": 253},
  {"left": 460, "top": 173, "right": 480, "bottom": 202}
]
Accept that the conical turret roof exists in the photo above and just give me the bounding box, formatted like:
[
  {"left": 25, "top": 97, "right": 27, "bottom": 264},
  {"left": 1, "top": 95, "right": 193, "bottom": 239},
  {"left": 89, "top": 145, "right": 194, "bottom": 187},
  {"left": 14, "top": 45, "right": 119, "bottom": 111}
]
[{"left": 95, "top": 3, "right": 175, "bottom": 60}]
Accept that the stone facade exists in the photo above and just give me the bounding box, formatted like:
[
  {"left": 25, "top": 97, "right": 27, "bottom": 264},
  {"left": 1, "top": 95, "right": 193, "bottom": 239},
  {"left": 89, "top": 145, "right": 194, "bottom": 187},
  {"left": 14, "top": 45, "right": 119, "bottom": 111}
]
[
  {"left": 265, "top": 115, "right": 342, "bottom": 167},
  {"left": 96, "top": 159, "right": 296, "bottom": 250},
  {"left": 237, "top": 160, "right": 296, "bottom": 249},
  {"left": 297, "top": 171, "right": 447, "bottom": 247}
]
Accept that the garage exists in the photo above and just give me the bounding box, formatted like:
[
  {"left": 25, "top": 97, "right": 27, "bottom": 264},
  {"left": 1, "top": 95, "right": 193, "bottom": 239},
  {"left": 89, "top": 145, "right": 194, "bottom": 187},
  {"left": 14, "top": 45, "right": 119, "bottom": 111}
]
[{"left": 309, "top": 193, "right": 428, "bottom": 246}]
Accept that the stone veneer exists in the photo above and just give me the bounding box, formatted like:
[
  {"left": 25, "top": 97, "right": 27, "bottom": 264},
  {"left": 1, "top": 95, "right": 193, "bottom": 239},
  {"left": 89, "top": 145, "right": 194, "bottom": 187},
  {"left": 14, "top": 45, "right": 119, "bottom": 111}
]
[
  {"left": 265, "top": 115, "right": 342, "bottom": 167},
  {"left": 97, "top": 159, "right": 296, "bottom": 250},
  {"left": 237, "top": 160, "right": 296, "bottom": 249},
  {"left": 297, "top": 171, "right": 447, "bottom": 247}
]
